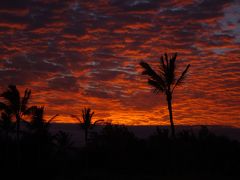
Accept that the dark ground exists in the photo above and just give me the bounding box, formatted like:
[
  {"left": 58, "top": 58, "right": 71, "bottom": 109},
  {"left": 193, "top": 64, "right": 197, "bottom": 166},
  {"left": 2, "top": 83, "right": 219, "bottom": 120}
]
[{"left": 1, "top": 124, "right": 240, "bottom": 179}]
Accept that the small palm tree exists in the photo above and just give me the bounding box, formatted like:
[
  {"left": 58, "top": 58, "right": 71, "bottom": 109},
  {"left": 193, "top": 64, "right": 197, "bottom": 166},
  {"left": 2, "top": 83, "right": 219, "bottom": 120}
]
[
  {"left": 71, "top": 108, "right": 103, "bottom": 145},
  {"left": 0, "top": 85, "right": 32, "bottom": 168},
  {"left": 26, "top": 106, "right": 58, "bottom": 134},
  {"left": 0, "top": 85, "right": 32, "bottom": 141},
  {"left": 26, "top": 106, "right": 58, "bottom": 165},
  {"left": 140, "top": 53, "right": 190, "bottom": 137}
]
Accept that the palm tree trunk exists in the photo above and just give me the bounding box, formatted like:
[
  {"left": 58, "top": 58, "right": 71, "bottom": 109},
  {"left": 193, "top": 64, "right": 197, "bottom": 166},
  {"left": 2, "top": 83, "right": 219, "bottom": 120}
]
[
  {"left": 85, "top": 129, "right": 88, "bottom": 146},
  {"left": 16, "top": 114, "right": 20, "bottom": 143},
  {"left": 84, "top": 128, "right": 89, "bottom": 177},
  {"left": 37, "top": 138, "right": 41, "bottom": 169},
  {"left": 16, "top": 114, "right": 21, "bottom": 170},
  {"left": 4, "top": 131, "right": 9, "bottom": 167},
  {"left": 167, "top": 94, "right": 175, "bottom": 138}
]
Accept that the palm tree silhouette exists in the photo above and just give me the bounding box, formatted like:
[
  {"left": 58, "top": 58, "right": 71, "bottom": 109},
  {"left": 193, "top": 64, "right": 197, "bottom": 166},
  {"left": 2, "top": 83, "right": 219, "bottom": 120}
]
[
  {"left": 0, "top": 85, "right": 32, "bottom": 168},
  {"left": 26, "top": 106, "right": 58, "bottom": 134},
  {"left": 140, "top": 53, "right": 190, "bottom": 137},
  {"left": 26, "top": 106, "right": 58, "bottom": 166},
  {"left": 0, "top": 85, "right": 32, "bottom": 141},
  {"left": 71, "top": 108, "right": 103, "bottom": 145}
]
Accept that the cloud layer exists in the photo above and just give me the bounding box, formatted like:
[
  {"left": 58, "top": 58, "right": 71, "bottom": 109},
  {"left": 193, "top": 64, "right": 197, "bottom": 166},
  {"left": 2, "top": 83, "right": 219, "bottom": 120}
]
[{"left": 0, "top": 0, "right": 239, "bottom": 126}]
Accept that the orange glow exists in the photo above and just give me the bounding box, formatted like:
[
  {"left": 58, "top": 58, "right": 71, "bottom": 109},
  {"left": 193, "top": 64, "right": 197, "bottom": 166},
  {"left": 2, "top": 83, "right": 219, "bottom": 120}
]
[{"left": 0, "top": 0, "right": 239, "bottom": 128}]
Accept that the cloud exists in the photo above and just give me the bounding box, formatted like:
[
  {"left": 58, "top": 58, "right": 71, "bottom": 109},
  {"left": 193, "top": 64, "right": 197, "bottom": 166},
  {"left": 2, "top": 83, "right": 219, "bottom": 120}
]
[
  {"left": 48, "top": 75, "right": 79, "bottom": 92},
  {"left": 0, "top": 0, "right": 239, "bottom": 126}
]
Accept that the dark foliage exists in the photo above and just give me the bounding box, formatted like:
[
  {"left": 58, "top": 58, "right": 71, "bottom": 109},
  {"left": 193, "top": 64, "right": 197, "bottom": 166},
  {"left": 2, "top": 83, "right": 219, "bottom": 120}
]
[
  {"left": 0, "top": 85, "right": 239, "bottom": 179},
  {"left": 1, "top": 123, "right": 240, "bottom": 179}
]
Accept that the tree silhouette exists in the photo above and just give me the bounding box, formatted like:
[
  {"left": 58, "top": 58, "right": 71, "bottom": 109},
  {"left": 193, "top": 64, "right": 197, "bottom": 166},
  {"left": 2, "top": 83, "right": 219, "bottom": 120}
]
[
  {"left": 26, "top": 106, "right": 58, "bottom": 134},
  {"left": 0, "top": 85, "right": 32, "bottom": 141},
  {"left": 25, "top": 106, "right": 58, "bottom": 166},
  {"left": 0, "top": 85, "right": 32, "bottom": 168},
  {"left": 71, "top": 108, "right": 103, "bottom": 145},
  {"left": 140, "top": 53, "right": 190, "bottom": 137}
]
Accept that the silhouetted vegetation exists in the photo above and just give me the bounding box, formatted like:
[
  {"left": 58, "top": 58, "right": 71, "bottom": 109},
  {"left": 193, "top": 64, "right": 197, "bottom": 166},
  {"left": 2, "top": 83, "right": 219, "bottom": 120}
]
[
  {"left": 0, "top": 85, "right": 33, "bottom": 169},
  {"left": 71, "top": 107, "right": 103, "bottom": 145},
  {"left": 140, "top": 53, "right": 190, "bottom": 137},
  {"left": 0, "top": 85, "right": 240, "bottom": 179}
]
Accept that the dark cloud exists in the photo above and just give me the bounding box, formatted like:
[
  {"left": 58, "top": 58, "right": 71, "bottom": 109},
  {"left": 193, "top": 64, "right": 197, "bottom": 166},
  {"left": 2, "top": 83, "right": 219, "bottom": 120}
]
[
  {"left": 110, "top": 0, "right": 162, "bottom": 11},
  {"left": 48, "top": 75, "right": 79, "bottom": 92},
  {"left": 2, "top": 54, "right": 66, "bottom": 73},
  {"left": 0, "top": 0, "right": 30, "bottom": 9},
  {"left": 0, "top": 0, "right": 239, "bottom": 126},
  {"left": 0, "top": 69, "right": 39, "bottom": 85},
  {"left": 84, "top": 89, "right": 112, "bottom": 99}
]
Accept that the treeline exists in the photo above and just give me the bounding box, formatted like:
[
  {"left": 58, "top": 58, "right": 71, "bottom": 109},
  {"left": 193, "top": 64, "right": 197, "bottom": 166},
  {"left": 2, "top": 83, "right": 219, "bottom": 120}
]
[
  {"left": 1, "top": 123, "right": 240, "bottom": 179},
  {"left": 0, "top": 85, "right": 240, "bottom": 179}
]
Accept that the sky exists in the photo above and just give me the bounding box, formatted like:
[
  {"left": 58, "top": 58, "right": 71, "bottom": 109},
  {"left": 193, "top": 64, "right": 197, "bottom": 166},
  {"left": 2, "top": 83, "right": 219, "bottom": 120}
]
[{"left": 0, "top": 0, "right": 239, "bottom": 127}]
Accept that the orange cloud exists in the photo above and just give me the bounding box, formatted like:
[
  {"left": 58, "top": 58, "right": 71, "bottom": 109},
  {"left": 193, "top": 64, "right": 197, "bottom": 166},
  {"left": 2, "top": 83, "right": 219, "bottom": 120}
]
[{"left": 0, "top": 0, "right": 239, "bottom": 128}]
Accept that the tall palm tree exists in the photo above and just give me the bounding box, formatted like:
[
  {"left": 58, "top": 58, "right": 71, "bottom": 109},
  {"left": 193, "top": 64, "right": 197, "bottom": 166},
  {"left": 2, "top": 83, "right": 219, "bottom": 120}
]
[
  {"left": 71, "top": 108, "right": 103, "bottom": 145},
  {"left": 140, "top": 53, "right": 190, "bottom": 137}
]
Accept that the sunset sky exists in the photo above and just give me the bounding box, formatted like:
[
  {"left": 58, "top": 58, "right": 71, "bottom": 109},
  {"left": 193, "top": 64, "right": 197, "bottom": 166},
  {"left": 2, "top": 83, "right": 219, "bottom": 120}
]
[{"left": 0, "top": 0, "right": 239, "bottom": 126}]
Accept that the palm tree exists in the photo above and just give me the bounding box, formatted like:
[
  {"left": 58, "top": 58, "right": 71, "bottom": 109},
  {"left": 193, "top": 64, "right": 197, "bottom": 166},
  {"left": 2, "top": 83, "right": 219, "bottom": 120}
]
[
  {"left": 26, "top": 106, "right": 58, "bottom": 134},
  {"left": 140, "top": 53, "right": 190, "bottom": 137},
  {"left": 71, "top": 108, "right": 103, "bottom": 145},
  {"left": 0, "top": 85, "right": 32, "bottom": 141},
  {"left": 26, "top": 106, "right": 58, "bottom": 166},
  {"left": 0, "top": 85, "right": 32, "bottom": 168}
]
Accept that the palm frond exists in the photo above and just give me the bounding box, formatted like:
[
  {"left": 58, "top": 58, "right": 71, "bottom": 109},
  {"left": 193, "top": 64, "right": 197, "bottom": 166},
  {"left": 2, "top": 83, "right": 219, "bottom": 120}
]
[
  {"left": 47, "top": 114, "right": 59, "bottom": 124},
  {"left": 0, "top": 102, "right": 7, "bottom": 110},
  {"left": 89, "top": 111, "right": 94, "bottom": 120},
  {"left": 93, "top": 120, "right": 104, "bottom": 126},
  {"left": 1, "top": 85, "right": 20, "bottom": 112},
  {"left": 23, "top": 105, "right": 37, "bottom": 115},
  {"left": 21, "top": 88, "right": 31, "bottom": 112},
  {"left": 140, "top": 61, "right": 166, "bottom": 87},
  {"left": 82, "top": 108, "right": 94, "bottom": 121},
  {"left": 140, "top": 61, "right": 164, "bottom": 81},
  {"left": 159, "top": 56, "right": 167, "bottom": 75},
  {"left": 164, "top": 53, "right": 169, "bottom": 68},
  {"left": 168, "top": 53, "right": 177, "bottom": 84},
  {"left": 172, "top": 64, "right": 190, "bottom": 92},
  {"left": 148, "top": 79, "right": 164, "bottom": 94},
  {"left": 30, "top": 106, "right": 44, "bottom": 125},
  {"left": 170, "top": 53, "right": 177, "bottom": 74},
  {"left": 70, "top": 114, "right": 81, "bottom": 123},
  {"left": 82, "top": 108, "right": 88, "bottom": 121}
]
